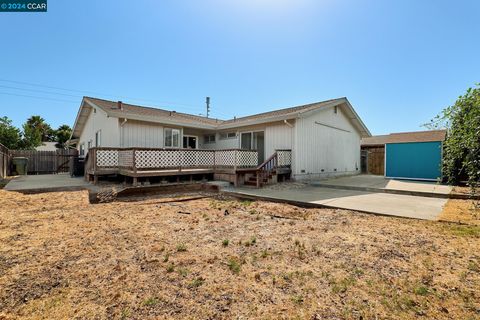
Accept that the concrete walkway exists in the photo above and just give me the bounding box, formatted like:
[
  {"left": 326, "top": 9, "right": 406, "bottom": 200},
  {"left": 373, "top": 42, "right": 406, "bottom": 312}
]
[
  {"left": 311, "top": 174, "right": 452, "bottom": 198},
  {"left": 4, "top": 174, "right": 94, "bottom": 193},
  {"left": 225, "top": 185, "right": 447, "bottom": 220}
]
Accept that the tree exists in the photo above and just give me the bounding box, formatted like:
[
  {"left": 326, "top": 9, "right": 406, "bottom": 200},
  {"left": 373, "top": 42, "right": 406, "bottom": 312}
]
[
  {"left": 21, "top": 115, "right": 55, "bottom": 149},
  {"left": 0, "top": 116, "right": 22, "bottom": 149},
  {"left": 427, "top": 85, "right": 480, "bottom": 196},
  {"left": 54, "top": 124, "right": 72, "bottom": 149},
  {"left": 25, "top": 115, "right": 55, "bottom": 142}
]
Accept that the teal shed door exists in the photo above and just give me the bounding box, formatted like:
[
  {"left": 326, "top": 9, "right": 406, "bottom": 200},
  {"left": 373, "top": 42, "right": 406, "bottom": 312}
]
[{"left": 385, "top": 142, "right": 442, "bottom": 180}]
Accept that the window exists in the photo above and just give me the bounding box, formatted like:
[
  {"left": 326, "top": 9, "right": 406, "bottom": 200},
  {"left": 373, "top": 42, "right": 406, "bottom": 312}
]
[
  {"left": 164, "top": 128, "right": 180, "bottom": 148},
  {"left": 87, "top": 140, "right": 92, "bottom": 150},
  {"left": 204, "top": 134, "right": 216, "bottom": 144},
  {"left": 79, "top": 144, "right": 85, "bottom": 156},
  {"left": 95, "top": 130, "right": 101, "bottom": 147},
  {"left": 219, "top": 132, "right": 236, "bottom": 140},
  {"left": 334, "top": 106, "right": 338, "bottom": 114}
]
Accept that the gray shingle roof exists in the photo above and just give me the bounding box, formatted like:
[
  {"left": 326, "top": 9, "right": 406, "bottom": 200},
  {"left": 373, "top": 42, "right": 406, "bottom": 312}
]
[
  {"left": 72, "top": 96, "right": 371, "bottom": 138},
  {"left": 85, "top": 97, "right": 222, "bottom": 126}
]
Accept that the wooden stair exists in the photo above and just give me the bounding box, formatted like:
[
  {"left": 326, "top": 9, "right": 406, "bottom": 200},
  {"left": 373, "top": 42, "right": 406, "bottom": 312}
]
[{"left": 244, "top": 171, "right": 276, "bottom": 187}]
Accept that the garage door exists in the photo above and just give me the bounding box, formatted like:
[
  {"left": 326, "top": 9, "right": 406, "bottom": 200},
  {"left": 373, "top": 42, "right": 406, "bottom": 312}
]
[{"left": 385, "top": 141, "right": 442, "bottom": 180}]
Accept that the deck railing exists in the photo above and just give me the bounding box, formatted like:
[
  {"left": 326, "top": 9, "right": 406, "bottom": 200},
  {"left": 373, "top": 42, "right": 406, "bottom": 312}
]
[{"left": 88, "top": 147, "right": 259, "bottom": 173}]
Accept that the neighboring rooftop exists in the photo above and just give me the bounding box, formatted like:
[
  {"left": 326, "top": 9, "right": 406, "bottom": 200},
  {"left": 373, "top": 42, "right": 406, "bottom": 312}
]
[
  {"left": 361, "top": 129, "right": 447, "bottom": 146},
  {"left": 35, "top": 142, "right": 59, "bottom": 151}
]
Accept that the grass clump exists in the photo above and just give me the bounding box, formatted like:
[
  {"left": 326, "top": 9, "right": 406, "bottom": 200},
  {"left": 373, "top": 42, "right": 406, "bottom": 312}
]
[
  {"left": 222, "top": 239, "right": 229, "bottom": 247},
  {"left": 166, "top": 263, "right": 175, "bottom": 273},
  {"left": 445, "top": 224, "right": 480, "bottom": 237},
  {"left": 176, "top": 243, "right": 187, "bottom": 252},
  {"left": 177, "top": 267, "right": 189, "bottom": 277},
  {"left": 291, "top": 294, "right": 304, "bottom": 305},
  {"left": 190, "top": 277, "right": 205, "bottom": 288},
  {"left": 331, "top": 276, "right": 356, "bottom": 294},
  {"left": 227, "top": 258, "right": 242, "bottom": 274},
  {"left": 240, "top": 200, "right": 252, "bottom": 207},
  {"left": 245, "top": 236, "right": 257, "bottom": 247},
  {"left": 413, "top": 285, "right": 429, "bottom": 296},
  {"left": 143, "top": 297, "right": 159, "bottom": 306},
  {"left": 163, "top": 253, "right": 170, "bottom": 263}
]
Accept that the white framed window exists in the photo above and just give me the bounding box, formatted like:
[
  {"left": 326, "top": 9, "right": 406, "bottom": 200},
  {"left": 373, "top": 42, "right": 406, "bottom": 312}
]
[
  {"left": 165, "top": 128, "right": 180, "bottom": 148},
  {"left": 204, "top": 134, "right": 216, "bottom": 144},
  {"left": 219, "top": 132, "right": 236, "bottom": 140},
  {"left": 79, "top": 143, "right": 85, "bottom": 156},
  {"left": 87, "top": 140, "right": 92, "bottom": 150},
  {"left": 95, "top": 130, "right": 101, "bottom": 147}
]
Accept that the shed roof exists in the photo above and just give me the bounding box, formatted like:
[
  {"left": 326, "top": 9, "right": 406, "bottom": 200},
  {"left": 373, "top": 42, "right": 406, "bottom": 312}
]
[{"left": 361, "top": 130, "right": 447, "bottom": 146}]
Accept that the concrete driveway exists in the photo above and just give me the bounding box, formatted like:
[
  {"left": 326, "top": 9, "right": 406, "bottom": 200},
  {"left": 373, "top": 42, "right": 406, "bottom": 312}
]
[{"left": 226, "top": 184, "right": 448, "bottom": 220}]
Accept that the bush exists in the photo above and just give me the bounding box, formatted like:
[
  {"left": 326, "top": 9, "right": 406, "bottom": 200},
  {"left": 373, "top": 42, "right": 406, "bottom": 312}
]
[{"left": 427, "top": 85, "right": 480, "bottom": 198}]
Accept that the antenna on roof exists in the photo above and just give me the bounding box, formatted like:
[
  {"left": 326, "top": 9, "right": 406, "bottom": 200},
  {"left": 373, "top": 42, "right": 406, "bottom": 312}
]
[{"left": 206, "top": 97, "right": 210, "bottom": 118}]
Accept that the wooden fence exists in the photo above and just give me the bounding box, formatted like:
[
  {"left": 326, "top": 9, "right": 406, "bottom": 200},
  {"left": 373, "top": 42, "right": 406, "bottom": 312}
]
[
  {"left": 0, "top": 143, "right": 8, "bottom": 178},
  {"left": 10, "top": 149, "right": 78, "bottom": 175},
  {"left": 362, "top": 146, "right": 385, "bottom": 175}
]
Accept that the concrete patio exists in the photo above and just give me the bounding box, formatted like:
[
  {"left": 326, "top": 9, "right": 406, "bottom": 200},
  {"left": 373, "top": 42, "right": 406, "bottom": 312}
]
[
  {"left": 311, "top": 174, "right": 452, "bottom": 198},
  {"left": 225, "top": 185, "right": 447, "bottom": 220},
  {"left": 4, "top": 174, "right": 95, "bottom": 193}
]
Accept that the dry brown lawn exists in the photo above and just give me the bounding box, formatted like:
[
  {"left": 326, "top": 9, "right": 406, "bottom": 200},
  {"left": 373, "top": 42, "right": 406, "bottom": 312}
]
[{"left": 0, "top": 190, "right": 479, "bottom": 320}]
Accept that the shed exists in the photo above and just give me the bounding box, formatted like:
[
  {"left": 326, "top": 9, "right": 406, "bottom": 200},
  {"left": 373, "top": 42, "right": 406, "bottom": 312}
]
[{"left": 361, "top": 130, "right": 446, "bottom": 181}]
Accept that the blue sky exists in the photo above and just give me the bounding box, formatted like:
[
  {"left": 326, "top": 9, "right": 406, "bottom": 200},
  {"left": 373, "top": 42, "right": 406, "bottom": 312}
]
[{"left": 0, "top": 0, "right": 478, "bottom": 134}]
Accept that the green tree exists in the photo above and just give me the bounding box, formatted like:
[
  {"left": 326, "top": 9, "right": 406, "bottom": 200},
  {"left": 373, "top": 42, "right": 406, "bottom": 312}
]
[
  {"left": 21, "top": 115, "right": 55, "bottom": 149},
  {"left": 427, "top": 85, "right": 480, "bottom": 195},
  {"left": 0, "top": 116, "right": 22, "bottom": 149},
  {"left": 54, "top": 124, "right": 72, "bottom": 148},
  {"left": 25, "top": 115, "right": 55, "bottom": 141}
]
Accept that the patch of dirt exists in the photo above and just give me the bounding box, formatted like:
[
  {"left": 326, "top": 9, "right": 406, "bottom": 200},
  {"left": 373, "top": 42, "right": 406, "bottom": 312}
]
[
  {"left": 439, "top": 199, "right": 480, "bottom": 225},
  {"left": 0, "top": 190, "right": 479, "bottom": 319}
]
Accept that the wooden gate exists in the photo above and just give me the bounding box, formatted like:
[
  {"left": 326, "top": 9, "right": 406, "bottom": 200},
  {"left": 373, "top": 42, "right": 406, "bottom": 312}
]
[
  {"left": 10, "top": 149, "right": 78, "bottom": 174},
  {"left": 361, "top": 146, "right": 385, "bottom": 175}
]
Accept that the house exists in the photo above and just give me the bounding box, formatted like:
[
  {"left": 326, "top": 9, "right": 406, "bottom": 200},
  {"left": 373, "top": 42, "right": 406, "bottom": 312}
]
[
  {"left": 70, "top": 96, "right": 370, "bottom": 186},
  {"left": 361, "top": 129, "right": 447, "bottom": 181},
  {"left": 35, "top": 142, "right": 59, "bottom": 151}
]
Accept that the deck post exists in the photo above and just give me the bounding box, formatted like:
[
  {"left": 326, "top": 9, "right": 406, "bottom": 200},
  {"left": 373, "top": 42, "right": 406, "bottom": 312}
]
[
  {"left": 133, "top": 177, "right": 138, "bottom": 186},
  {"left": 234, "top": 150, "right": 238, "bottom": 171},
  {"left": 132, "top": 149, "right": 137, "bottom": 174}
]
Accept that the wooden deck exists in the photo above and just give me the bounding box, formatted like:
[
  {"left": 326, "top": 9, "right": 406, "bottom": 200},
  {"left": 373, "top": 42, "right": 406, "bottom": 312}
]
[{"left": 84, "top": 147, "right": 291, "bottom": 187}]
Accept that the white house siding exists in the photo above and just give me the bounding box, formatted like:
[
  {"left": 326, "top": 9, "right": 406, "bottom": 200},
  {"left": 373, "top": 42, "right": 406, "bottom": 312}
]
[
  {"left": 294, "top": 105, "right": 361, "bottom": 181},
  {"left": 78, "top": 106, "right": 120, "bottom": 151},
  {"left": 265, "top": 121, "right": 294, "bottom": 157},
  {"left": 121, "top": 120, "right": 165, "bottom": 148}
]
